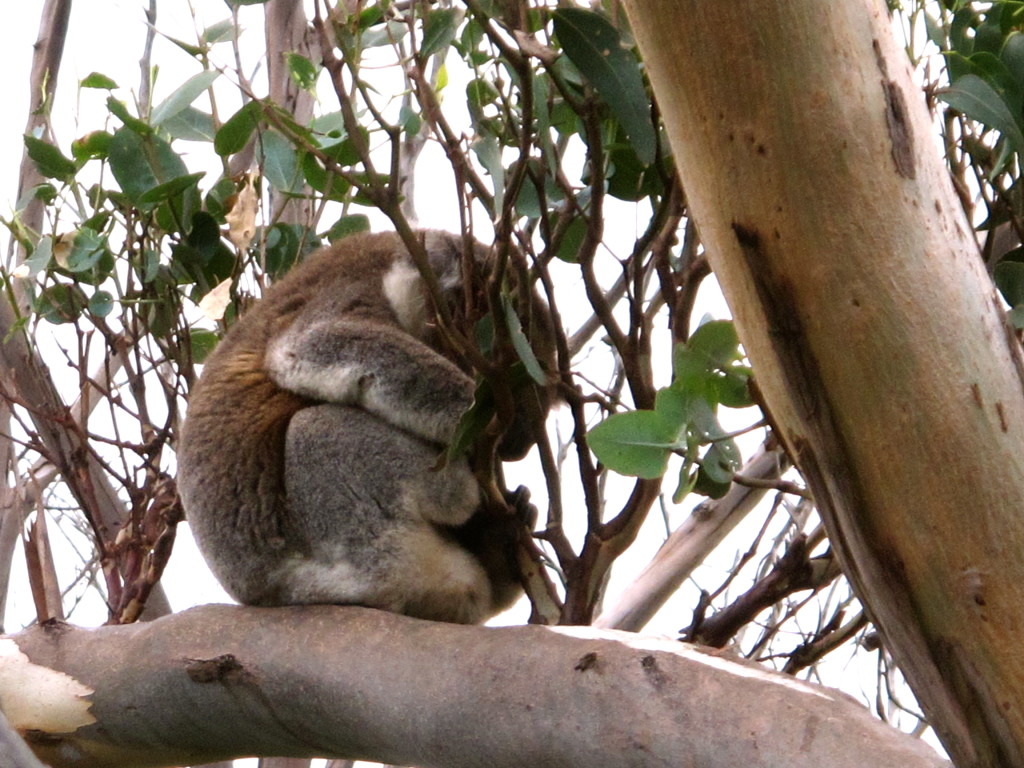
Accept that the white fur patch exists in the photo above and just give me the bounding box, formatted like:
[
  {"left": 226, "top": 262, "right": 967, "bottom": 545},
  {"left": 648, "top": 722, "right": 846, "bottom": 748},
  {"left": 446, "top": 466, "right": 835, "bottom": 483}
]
[
  {"left": 382, "top": 259, "right": 426, "bottom": 336},
  {"left": 266, "top": 332, "right": 363, "bottom": 403},
  {"left": 0, "top": 638, "right": 96, "bottom": 733},
  {"left": 279, "top": 557, "right": 369, "bottom": 605}
]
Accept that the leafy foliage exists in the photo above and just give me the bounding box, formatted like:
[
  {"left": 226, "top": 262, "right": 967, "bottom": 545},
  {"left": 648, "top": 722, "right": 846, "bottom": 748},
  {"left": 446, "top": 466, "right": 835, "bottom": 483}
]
[
  {"left": 589, "top": 320, "right": 752, "bottom": 498},
  {"left": 927, "top": 1, "right": 1024, "bottom": 324}
]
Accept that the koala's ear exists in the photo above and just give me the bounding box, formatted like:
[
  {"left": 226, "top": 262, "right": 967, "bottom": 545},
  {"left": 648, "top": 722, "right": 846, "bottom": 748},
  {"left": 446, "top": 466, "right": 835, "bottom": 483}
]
[{"left": 422, "top": 231, "right": 465, "bottom": 291}]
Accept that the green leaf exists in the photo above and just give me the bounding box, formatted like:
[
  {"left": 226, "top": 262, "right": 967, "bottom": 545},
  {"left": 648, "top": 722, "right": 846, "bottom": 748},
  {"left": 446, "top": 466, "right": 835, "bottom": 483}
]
[
  {"left": 692, "top": 467, "right": 732, "bottom": 500},
  {"left": 106, "top": 97, "right": 151, "bottom": 134},
  {"left": 138, "top": 172, "right": 206, "bottom": 205},
  {"left": 421, "top": 8, "right": 463, "bottom": 58},
  {"left": 325, "top": 214, "right": 371, "bottom": 242},
  {"left": 171, "top": 212, "right": 235, "bottom": 287},
  {"left": 163, "top": 35, "right": 204, "bottom": 59},
  {"left": 108, "top": 127, "right": 189, "bottom": 205},
  {"left": 264, "top": 223, "right": 317, "bottom": 279},
  {"left": 286, "top": 53, "right": 319, "bottom": 91},
  {"left": 188, "top": 328, "right": 220, "bottom": 363},
  {"left": 30, "top": 183, "right": 58, "bottom": 204},
  {"left": 448, "top": 378, "right": 498, "bottom": 461},
  {"left": 151, "top": 70, "right": 220, "bottom": 126},
  {"left": 501, "top": 295, "right": 547, "bottom": 385},
  {"left": 553, "top": 8, "right": 655, "bottom": 164},
  {"left": 937, "top": 73, "right": 1024, "bottom": 156},
  {"left": 467, "top": 76, "right": 500, "bottom": 105},
  {"left": 923, "top": 12, "right": 945, "bottom": 51},
  {"left": 301, "top": 153, "right": 351, "bottom": 202},
  {"left": 259, "top": 130, "right": 302, "bottom": 193},
  {"left": 399, "top": 104, "right": 422, "bottom": 136},
  {"left": 672, "top": 319, "right": 751, "bottom": 407},
  {"left": 24, "top": 136, "right": 77, "bottom": 183},
  {"left": 1009, "top": 304, "right": 1024, "bottom": 329},
  {"left": 471, "top": 135, "right": 504, "bottom": 210},
  {"left": 88, "top": 290, "right": 115, "bottom": 318},
  {"left": 588, "top": 409, "right": 681, "bottom": 479},
  {"left": 1001, "top": 33, "right": 1024, "bottom": 90},
  {"left": 71, "top": 131, "right": 113, "bottom": 162},
  {"left": 995, "top": 259, "right": 1024, "bottom": 305},
  {"left": 653, "top": 386, "right": 689, "bottom": 427},
  {"left": 81, "top": 72, "right": 118, "bottom": 90},
  {"left": 701, "top": 439, "right": 741, "bottom": 485},
  {"left": 35, "top": 283, "right": 88, "bottom": 324},
  {"left": 203, "top": 19, "right": 235, "bottom": 45},
  {"left": 215, "top": 101, "right": 261, "bottom": 156},
  {"left": 161, "top": 107, "right": 216, "bottom": 142},
  {"left": 361, "top": 19, "right": 409, "bottom": 48},
  {"left": 65, "top": 229, "right": 107, "bottom": 273},
  {"left": 688, "top": 319, "right": 741, "bottom": 369},
  {"left": 25, "top": 237, "right": 53, "bottom": 277}
]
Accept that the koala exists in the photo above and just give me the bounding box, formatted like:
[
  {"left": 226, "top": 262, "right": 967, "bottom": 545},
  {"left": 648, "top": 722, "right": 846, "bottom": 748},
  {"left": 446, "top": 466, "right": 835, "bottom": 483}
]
[{"left": 177, "top": 230, "right": 553, "bottom": 624}]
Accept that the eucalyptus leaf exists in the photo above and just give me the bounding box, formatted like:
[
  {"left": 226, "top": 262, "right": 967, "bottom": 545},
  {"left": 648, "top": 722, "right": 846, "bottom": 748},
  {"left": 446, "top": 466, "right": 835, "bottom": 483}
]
[
  {"left": 108, "top": 127, "right": 189, "bottom": 205},
  {"left": 471, "top": 135, "right": 504, "bottom": 210},
  {"left": 286, "top": 53, "right": 319, "bottom": 91},
  {"left": 138, "top": 172, "right": 206, "bottom": 205},
  {"left": 501, "top": 295, "right": 546, "bottom": 385},
  {"left": 88, "top": 290, "right": 115, "bottom": 318},
  {"left": 995, "top": 259, "right": 1024, "bottom": 305},
  {"left": 938, "top": 73, "right": 1024, "bottom": 156},
  {"left": 65, "top": 229, "right": 108, "bottom": 273},
  {"left": 24, "top": 136, "right": 77, "bottom": 183},
  {"left": 151, "top": 70, "right": 221, "bottom": 126},
  {"left": 215, "top": 101, "right": 261, "bottom": 156},
  {"left": 701, "top": 439, "right": 741, "bottom": 485},
  {"left": 161, "top": 107, "right": 216, "bottom": 142},
  {"left": 421, "top": 8, "right": 463, "bottom": 58},
  {"left": 259, "top": 130, "right": 303, "bottom": 193},
  {"left": 588, "top": 409, "right": 681, "bottom": 479},
  {"left": 189, "top": 329, "right": 221, "bottom": 363},
  {"left": 203, "top": 19, "right": 235, "bottom": 45},
  {"left": 80, "top": 72, "right": 118, "bottom": 90},
  {"left": 553, "top": 8, "right": 655, "bottom": 164},
  {"left": 35, "top": 283, "right": 88, "bottom": 325},
  {"left": 325, "top": 214, "right": 371, "bottom": 242}
]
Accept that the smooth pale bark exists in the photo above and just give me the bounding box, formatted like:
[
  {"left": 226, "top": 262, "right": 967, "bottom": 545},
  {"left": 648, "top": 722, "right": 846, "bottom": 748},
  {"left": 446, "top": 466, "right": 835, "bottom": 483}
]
[
  {"left": 623, "top": 2, "right": 1024, "bottom": 766},
  {"left": 0, "top": 605, "right": 946, "bottom": 768}
]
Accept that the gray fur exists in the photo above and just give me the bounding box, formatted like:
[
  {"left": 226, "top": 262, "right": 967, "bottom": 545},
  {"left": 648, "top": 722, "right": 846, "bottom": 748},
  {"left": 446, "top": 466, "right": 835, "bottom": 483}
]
[{"left": 177, "top": 230, "right": 525, "bottom": 623}]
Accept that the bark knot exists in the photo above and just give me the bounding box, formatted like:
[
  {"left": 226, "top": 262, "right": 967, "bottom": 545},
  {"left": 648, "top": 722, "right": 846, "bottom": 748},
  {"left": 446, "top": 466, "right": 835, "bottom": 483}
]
[{"left": 186, "top": 653, "right": 248, "bottom": 684}]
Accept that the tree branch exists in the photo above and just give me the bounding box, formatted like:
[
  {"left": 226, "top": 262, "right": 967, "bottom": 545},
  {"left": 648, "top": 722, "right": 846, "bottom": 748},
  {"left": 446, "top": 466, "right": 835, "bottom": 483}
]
[
  {"left": 595, "top": 443, "right": 789, "bottom": 632},
  {"left": 0, "top": 605, "right": 948, "bottom": 768}
]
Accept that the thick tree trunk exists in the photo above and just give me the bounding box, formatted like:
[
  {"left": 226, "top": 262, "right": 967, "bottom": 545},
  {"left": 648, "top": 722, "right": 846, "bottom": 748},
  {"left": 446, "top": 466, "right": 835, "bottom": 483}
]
[
  {"left": 623, "top": 1, "right": 1024, "bottom": 766},
  {"left": 0, "top": 605, "right": 946, "bottom": 768}
]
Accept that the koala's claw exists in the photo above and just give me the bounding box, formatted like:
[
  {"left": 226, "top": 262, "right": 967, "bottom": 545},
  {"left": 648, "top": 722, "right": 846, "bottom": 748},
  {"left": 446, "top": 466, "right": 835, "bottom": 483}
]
[{"left": 506, "top": 485, "right": 538, "bottom": 528}]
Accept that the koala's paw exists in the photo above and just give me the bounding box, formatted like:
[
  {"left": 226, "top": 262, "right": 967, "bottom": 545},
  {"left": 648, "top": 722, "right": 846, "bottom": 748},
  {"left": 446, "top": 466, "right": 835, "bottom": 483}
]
[{"left": 505, "top": 485, "right": 538, "bottom": 529}]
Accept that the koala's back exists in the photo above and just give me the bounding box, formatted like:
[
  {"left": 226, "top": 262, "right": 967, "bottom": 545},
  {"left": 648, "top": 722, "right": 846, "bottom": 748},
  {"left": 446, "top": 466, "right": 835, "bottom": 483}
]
[
  {"left": 179, "top": 234, "right": 414, "bottom": 599},
  {"left": 177, "top": 231, "right": 508, "bottom": 621}
]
